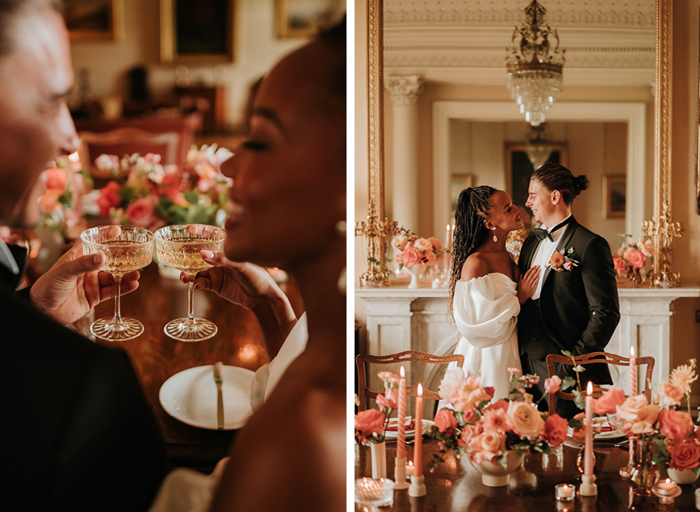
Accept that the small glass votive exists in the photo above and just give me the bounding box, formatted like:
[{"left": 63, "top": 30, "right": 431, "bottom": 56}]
[
  {"left": 652, "top": 478, "right": 681, "bottom": 505},
  {"left": 406, "top": 462, "right": 415, "bottom": 477},
  {"left": 355, "top": 478, "right": 394, "bottom": 510},
  {"left": 555, "top": 483, "right": 576, "bottom": 502}
]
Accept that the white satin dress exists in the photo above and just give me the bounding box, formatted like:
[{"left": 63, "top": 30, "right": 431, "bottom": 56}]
[{"left": 447, "top": 273, "right": 521, "bottom": 400}]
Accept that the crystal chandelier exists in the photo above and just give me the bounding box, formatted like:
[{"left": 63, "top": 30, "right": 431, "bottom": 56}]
[
  {"left": 506, "top": 0, "right": 565, "bottom": 127},
  {"left": 526, "top": 124, "right": 552, "bottom": 170}
]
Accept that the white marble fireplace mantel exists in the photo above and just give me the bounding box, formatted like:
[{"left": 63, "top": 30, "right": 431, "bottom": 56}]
[{"left": 357, "top": 284, "right": 700, "bottom": 394}]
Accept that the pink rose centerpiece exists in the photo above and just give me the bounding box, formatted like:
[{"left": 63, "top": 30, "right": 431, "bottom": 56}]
[
  {"left": 612, "top": 234, "right": 654, "bottom": 284},
  {"left": 84, "top": 145, "right": 233, "bottom": 232},
  {"left": 430, "top": 368, "right": 568, "bottom": 483},
  {"left": 391, "top": 233, "right": 444, "bottom": 270},
  {"left": 38, "top": 158, "right": 91, "bottom": 242},
  {"left": 354, "top": 371, "right": 400, "bottom": 444}
]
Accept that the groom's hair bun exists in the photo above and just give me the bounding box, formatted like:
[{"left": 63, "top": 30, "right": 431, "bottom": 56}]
[{"left": 531, "top": 162, "right": 588, "bottom": 205}]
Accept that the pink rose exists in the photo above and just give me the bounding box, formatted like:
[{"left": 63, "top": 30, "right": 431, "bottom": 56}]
[
  {"left": 668, "top": 441, "right": 700, "bottom": 471},
  {"left": 394, "top": 253, "right": 403, "bottom": 266},
  {"left": 400, "top": 244, "right": 424, "bottom": 268},
  {"left": 424, "top": 251, "right": 436, "bottom": 266},
  {"left": 659, "top": 409, "right": 694, "bottom": 441},
  {"left": 485, "top": 398, "right": 509, "bottom": 413},
  {"left": 355, "top": 409, "right": 386, "bottom": 441},
  {"left": 451, "top": 376, "right": 491, "bottom": 412},
  {"left": 627, "top": 249, "right": 646, "bottom": 269},
  {"left": 563, "top": 261, "right": 573, "bottom": 271},
  {"left": 392, "top": 235, "right": 408, "bottom": 251},
  {"left": 428, "top": 237, "right": 442, "bottom": 252},
  {"left": 544, "top": 376, "right": 561, "bottom": 395},
  {"left": 96, "top": 181, "right": 122, "bottom": 217},
  {"left": 159, "top": 172, "right": 183, "bottom": 200},
  {"left": 433, "top": 409, "right": 458, "bottom": 434},
  {"left": 593, "top": 386, "right": 626, "bottom": 415},
  {"left": 615, "top": 394, "right": 648, "bottom": 423},
  {"left": 458, "top": 423, "right": 482, "bottom": 447},
  {"left": 376, "top": 391, "right": 398, "bottom": 410},
  {"left": 468, "top": 432, "right": 506, "bottom": 463},
  {"left": 613, "top": 256, "right": 628, "bottom": 276},
  {"left": 38, "top": 189, "right": 63, "bottom": 214},
  {"left": 659, "top": 381, "right": 684, "bottom": 406},
  {"left": 378, "top": 372, "right": 401, "bottom": 385},
  {"left": 462, "top": 409, "right": 477, "bottom": 423},
  {"left": 508, "top": 367, "right": 521, "bottom": 375},
  {"left": 438, "top": 369, "right": 465, "bottom": 402},
  {"left": 483, "top": 387, "right": 495, "bottom": 401},
  {"left": 94, "top": 154, "right": 120, "bottom": 173},
  {"left": 414, "top": 238, "right": 432, "bottom": 252},
  {"left": 543, "top": 413, "right": 568, "bottom": 446},
  {"left": 45, "top": 166, "right": 67, "bottom": 191},
  {"left": 481, "top": 408, "right": 509, "bottom": 433},
  {"left": 506, "top": 400, "right": 545, "bottom": 441},
  {"left": 125, "top": 197, "right": 157, "bottom": 228},
  {"left": 628, "top": 404, "right": 661, "bottom": 434}
]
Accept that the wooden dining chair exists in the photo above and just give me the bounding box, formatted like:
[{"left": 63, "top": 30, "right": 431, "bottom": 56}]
[
  {"left": 356, "top": 350, "right": 465, "bottom": 411},
  {"left": 546, "top": 351, "right": 655, "bottom": 413}
]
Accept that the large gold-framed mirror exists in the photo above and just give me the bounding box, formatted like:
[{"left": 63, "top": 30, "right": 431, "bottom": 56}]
[{"left": 362, "top": 0, "right": 674, "bottom": 284}]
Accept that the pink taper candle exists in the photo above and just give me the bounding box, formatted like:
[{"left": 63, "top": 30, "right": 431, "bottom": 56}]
[
  {"left": 397, "top": 366, "right": 407, "bottom": 460},
  {"left": 584, "top": 381, "right": 594, "bottom": 476},
  {"left": 414, "top": 384, "right": 424, "bottom": 477},
  {"left": 630, "top": 345, "right": 637, "bottom": 396},
  {"left": 445, "top": 224, "right": 451, "bottom": 273}
]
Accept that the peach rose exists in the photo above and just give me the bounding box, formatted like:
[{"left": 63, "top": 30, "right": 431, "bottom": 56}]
[
  {"left": 376, "top": 392, "right": 398, "bottom": 410},
  {"left": 481, "top": 408, "right": 509, "bottom": 433},
  {"left": 659, "top": 381, "right": 684, "bottom": 406},
  {"left": 550, "top": 252, "right": 565, "bottom": 268},
  {"left": 125, "top": 197, "right": 157, "bottom": 228},
  {"left": 433, "top": 409, "right": 458, "bottom": 434},
  {"left": 392, "top": 235, "right": 408, "bottom": 251},
  {"left": 451, "top": 376, "right": 491, "bottom": 412},
  {"left": 438, "top": 368, "right": 465, "bottom": 402},
  {"left": 45, "top": 166, "right": 67, "bottom": 191},
  {"left": 96, "top": 181, "right": 122, "bottom": 217},
  {"left": 593, "top": 386, "right": 626, "bottom": 415},
  {"left": 615, "top": 394, "right": 648, "bottom": 423},
  {"left": 414, "top": 238, "right": 432, "bottom": 252},
  {"left": 428, "top": 237, "right": 442, "bottom": 252},
  {"left": 38, "top": 189, "right": 63, "bottom": 214},
  {"left": 462, "top": 409, "right": 477, "bottom": 423},
  {"left": 425, "top": 251, "right": 437, "bottom": 266},
  {"left": 468, "top": 432, "right": 506, "bottom": 463},
  {"left": 543, "top": 413, "right": 568, "bottom": 446},
  {"left": 355, "top": 409, "right": 386, "bottom": 441},
  {"left": 659, "top": 409, "right": 694, "bottom": 441},
  {"left": 401, "top": 244, "right": 424, "bottom": 268},
  {"left": 458, "top": 423, "right": 482, "bottom": 447},
  {"left": 506, "top": 400, "right": 545, "bottom": 441},
  {"left": 627, "top": 249, "right": 646, "bottom": 269},
  {"left": 613, "top": 256, "right": 628, "bottom": 276},
  {"left": 628, "top": 404, "right": 661, "bottom": 434},
  {"left": 544, "top": 376, "right": 561, "bottom": 394},
  {"left": 668, "top": 441, "right": 700, "bottom": 471}
]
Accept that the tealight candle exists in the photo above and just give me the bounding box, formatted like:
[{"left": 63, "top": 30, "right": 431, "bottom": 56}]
[
  {"left": 652, "top": 478, "right": 681, "bottom": 505},
  {"left": 406, "top": 461, "right": 414, "bottom": 477},
  {"left": 657, "top": 478, "right": 677, "bottom": 495},
  {"left": 555, "top": 483, "right": 576, "bottom": 502}
]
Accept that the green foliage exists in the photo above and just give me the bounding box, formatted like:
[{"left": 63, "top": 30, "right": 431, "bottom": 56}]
[{"left": 561, "top": 376, "right": 577, "bottom": 391}]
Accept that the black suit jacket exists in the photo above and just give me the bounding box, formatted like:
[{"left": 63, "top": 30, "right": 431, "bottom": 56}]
[
  {"left": 518, "top": 217, "right": 620, "bottom": 385},
  {"left": 1, "top": 283, "right": 169, "bottom": 511}
]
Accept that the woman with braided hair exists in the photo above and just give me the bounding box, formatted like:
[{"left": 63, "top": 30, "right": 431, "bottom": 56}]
[{"left": 445, "top": 186, "right": 540, "bottom": 399}]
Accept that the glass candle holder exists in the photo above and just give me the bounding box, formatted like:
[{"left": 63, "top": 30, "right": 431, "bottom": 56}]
[
  {"left": 652, "top": 478, "right": 681, "bottom": 505},
  {"left": 355, "top": 478, "right": 394, "bottom": 512},
  {"left": 555, "top": 483, "right": 576, "bottom": 502}
]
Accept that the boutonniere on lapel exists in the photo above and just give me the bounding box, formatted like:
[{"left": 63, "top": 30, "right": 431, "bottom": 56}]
[{"left": 548, "top": 248, "right": 580, "bottom": 272}]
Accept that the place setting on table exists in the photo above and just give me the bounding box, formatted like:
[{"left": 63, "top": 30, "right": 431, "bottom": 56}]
[{"left": 355, "top": 353, "right": 700, "bottom": 511}]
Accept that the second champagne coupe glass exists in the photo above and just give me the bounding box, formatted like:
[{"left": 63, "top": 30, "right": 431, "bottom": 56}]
[
  {"left": 155, "top": 224, "right": 225, "bottom": 341},
  {"left": 80, "top": 226, "right": 155, "bottom": 341}
]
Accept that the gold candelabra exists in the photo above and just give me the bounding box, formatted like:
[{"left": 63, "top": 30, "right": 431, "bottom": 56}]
[
  {"left": 642, "top": 201, "right": 684, "bottom": 287},
  {"left": 355, "top": 201, "right": 396, "bottom": 288}
]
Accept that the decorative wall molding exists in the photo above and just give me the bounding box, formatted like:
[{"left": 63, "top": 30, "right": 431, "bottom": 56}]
[{"left": 385, "top": 75, "right": 425, "bottom": 106}]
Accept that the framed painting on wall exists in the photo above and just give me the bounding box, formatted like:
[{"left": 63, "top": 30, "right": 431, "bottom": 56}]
[
  {"left": 449, "top": 174, "right": 474, "bottom": 219},
  {"left": 604, "top": 174, "right": 627, "bottom": 219},
  {"left": 64, "top": 0, "right": 124, "bottom": 41},
  {"left": 160, "top": 0, "right": 235, "bottom": 63},
  {"left": 275, "top": 0, "right": 343, "bottom": 39}
]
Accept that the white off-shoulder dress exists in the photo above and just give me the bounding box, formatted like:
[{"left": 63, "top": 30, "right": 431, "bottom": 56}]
[{"left": 447, "top": 273, "right": 521, "bottom": 400}]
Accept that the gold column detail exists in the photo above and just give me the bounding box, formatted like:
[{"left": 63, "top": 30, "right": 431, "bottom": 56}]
[
  {"left": 642, "top": 201, "right": 683, "bottom": 288},
  {"left": 356, "top": 201, "right": 396, "bottom": 288}
]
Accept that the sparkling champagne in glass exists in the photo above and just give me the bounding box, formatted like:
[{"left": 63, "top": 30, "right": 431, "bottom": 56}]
[
  {"left": 80, "top": 226, "right": 154, "bottom": 341},
  {"left": 155, "top": 224, "right": 225, "bottom": 341}
]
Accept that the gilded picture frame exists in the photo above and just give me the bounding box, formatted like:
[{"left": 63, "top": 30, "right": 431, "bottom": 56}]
[
  {"left": 604, "top": 174, "right": 627, "bottom": 219},
  {"left": 160, "top": 0, "right": 235, "bottom": 64},
  {"left": 275, "top": 0, "right": 340, "bottom": 39},
  {"left": 64, "top": 0, "right": 124, "bottom": 41}
]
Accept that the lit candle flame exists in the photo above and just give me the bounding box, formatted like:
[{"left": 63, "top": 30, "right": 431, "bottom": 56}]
[
  {"left": 587, "top": 381, "right": 593, "bottom": 395},
  {"left": 400, "top": 366, "right": 405, "bottom": 378},
  {"left": 417, "top": 383, "right": 423, "bottom": 396},
  {"left": 68, "top": 151, "right": 80, "bottom": 163},
  {"left": 630, "top": 345, "right": 635, "bottom": 357}
]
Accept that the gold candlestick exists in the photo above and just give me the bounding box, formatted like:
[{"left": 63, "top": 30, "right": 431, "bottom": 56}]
[
  {"left": 355, "top": 201, "right": 396, "bottom": 288},
  {"left": 642, "top": 201, "right": 683, "bottom": 288}
]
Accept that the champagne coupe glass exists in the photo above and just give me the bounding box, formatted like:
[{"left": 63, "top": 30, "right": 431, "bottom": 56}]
[
  {"left": 80, "top": 226, "right": 155, "bottom": 341},
  {"left": 155, "top": 224, "right": 225, "bottom": 341}
]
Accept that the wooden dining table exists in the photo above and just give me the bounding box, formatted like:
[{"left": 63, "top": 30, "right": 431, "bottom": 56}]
[
  {"left": 355, "top": 438, "right": 700, "bottom": 511},
  {"left": 71, "top": 261, "right": 302, "bottom": 472}
]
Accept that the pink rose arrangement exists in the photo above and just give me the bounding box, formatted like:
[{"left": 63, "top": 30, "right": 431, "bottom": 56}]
[
  {"left": 391, "top": 233, "right": 445, "bottom": 270},
  {"left": 429, "top": 368, "right": 568, "bottom": 469},
  {"left": 612, "top": 234, "right": 654, "bottom": 281},
  {"left": 84, "top": 145, "right": 233, "bottom": 232},
  {"left": 38, "top": 157, "right": 91, "bottom": 241},
  {"left": 354, "top": 371, "right": 400, "bottom": 444}
]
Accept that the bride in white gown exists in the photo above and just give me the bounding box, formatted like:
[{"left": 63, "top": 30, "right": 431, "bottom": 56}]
[{"left": 445, "top": 186, "right": 540, "bottom": 400}]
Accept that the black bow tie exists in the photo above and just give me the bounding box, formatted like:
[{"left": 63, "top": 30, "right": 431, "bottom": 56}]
[
  {"left": 534, "top": 217, "right": 572, "bottom": 242},
  {"left": 534, "top": 228, "right": 552, "bottom": 241}
]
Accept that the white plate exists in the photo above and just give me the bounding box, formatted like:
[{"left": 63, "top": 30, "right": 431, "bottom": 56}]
[
  {"left": 159, "top": 365, "right": 254, "bottom": 430},
  {"left": 384, "top": 418, "right": 434, "bottom": 441}
]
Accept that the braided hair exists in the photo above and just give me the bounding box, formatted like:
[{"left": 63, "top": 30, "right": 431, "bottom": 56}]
[
  {"left": 531, "top": 162, "right": 589, "bottom": 205},
  {"left": 448, "top": 186, "right": 496, "bottom": 317}
]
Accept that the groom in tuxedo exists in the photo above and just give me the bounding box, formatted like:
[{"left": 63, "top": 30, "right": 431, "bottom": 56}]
[{"left": 518, "top": 163, "right": 620, "bottom": 418}]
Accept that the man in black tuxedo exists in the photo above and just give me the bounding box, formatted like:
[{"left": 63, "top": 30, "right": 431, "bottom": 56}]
[
  {"left": 518, "top": 163, "right": 620, "bottom": 418},
  {"left": 0, "top": 1, "right": 168, "bottom": 510}
]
